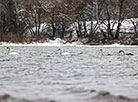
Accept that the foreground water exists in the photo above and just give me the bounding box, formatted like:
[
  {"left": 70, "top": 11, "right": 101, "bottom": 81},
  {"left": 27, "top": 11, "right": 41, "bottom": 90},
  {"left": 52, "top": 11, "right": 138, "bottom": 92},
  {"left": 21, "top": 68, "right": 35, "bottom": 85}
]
[{"left": 0, "top": 46, "right": 138, "bottom": 102}]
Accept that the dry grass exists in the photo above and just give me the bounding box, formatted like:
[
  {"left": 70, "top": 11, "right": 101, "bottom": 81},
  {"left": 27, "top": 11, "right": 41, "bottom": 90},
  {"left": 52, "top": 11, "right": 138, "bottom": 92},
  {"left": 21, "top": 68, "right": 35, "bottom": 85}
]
[
  {"left": 104, "top": 37, "right": 138, "bottom": 45},
  {"left": 104, "top": 40, "right": 120, "bottom": 45},
  {"left": 0, "top": 34, "right": 19, "bottom": 43},
  {"left": 0, "top": 34, "right": 51, "bottom": 44},
  {"left": 1, "top": 33, "right": 138, "bottom": 45}
]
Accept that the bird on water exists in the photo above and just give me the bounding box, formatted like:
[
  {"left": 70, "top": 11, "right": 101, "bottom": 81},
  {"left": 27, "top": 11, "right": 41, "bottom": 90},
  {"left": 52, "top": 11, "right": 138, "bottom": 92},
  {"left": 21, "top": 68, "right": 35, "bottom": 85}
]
[
  {"left": 58, "top": 48, "right": 71, "bottom": 56},
  {"left": 119, "top": 50, "right": 134, "bottom": 56},
  {"left": 7, "top": 46, "right": 18, "bottom": 55},
  {"left": 100, "top": 49, "right": 112, "bottom": 56}
]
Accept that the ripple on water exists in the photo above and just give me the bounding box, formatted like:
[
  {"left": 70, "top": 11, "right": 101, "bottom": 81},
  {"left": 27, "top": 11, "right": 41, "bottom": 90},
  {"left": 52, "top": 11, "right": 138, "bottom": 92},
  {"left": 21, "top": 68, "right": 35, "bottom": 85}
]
[
  {"left": 0, "top": 94, "right": 57, "bottom": 102},
  {"left": 0, "top": 46, "right": 138, "bottom": 102},
  {"left": 92, "top": 91, "right": 138, "bottom": 102}
]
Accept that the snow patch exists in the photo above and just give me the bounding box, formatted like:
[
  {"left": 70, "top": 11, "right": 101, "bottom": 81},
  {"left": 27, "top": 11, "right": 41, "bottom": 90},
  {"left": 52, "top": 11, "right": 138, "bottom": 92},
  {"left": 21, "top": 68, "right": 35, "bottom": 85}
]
[
  {"left": 0, "top": 38, "right": 81, "bottom": 47},
  {"left": 0, "top": 39, "right": 138, "bottom": 47}
]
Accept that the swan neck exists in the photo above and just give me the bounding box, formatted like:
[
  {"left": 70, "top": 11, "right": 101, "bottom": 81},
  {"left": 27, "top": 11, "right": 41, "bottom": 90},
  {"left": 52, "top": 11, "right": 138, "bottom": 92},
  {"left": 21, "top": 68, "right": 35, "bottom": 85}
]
[
  {"left": 120, "top": 50, "right": 125, "bottom": 55},
  {"left": 123, "top": 51, "right": 125, "bottom": 55},
  {"left": 59, "top": 50, "right": 62, "bottom": 55},
  {"left": 100, "top": 50, "right": 104, "bottom": 56},
  {"left": 102, "top": 51, "right": 104, "bottom": 56},
  {"left": 8, "top": 48, "right": 10, "bottom": 54}
]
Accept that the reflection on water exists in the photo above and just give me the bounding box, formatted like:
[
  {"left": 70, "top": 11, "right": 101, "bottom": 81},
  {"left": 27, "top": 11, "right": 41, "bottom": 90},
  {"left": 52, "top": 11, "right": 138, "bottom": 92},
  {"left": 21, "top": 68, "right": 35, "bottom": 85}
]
[{"left": 0, "top": 46, "right": 138, "bottom": 102}]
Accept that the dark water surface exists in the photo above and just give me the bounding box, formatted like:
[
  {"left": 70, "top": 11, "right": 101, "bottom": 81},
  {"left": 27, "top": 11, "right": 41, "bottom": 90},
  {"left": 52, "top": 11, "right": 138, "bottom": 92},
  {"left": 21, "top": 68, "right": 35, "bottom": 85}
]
[{"left": 0, "top": 46, "right": 138, "bottom": 102}]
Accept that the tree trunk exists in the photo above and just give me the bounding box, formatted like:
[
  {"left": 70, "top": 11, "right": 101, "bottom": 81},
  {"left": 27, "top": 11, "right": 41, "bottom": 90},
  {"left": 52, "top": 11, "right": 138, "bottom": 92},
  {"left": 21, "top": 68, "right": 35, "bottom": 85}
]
[
  {"left": 52, "top": 9, "right": 56, "bottom": 38},
  {"left": 115, "top": 0, "right": 125, "bottom": 39},
  {"left": 115, "top": 22, "right": 121, "bottom": 39},
  {"left": 83, "top": 20, "right": 87, "bottom": 37}
]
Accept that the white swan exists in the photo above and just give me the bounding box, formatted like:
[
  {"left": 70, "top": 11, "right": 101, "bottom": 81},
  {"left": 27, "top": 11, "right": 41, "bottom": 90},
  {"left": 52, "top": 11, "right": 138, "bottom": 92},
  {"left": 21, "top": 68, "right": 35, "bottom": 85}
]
[
  {"left": 100, "top": 49, "right": 112, "bottom": 56},
  {"left": 119, "top": 50, "right": 134, "bottom": 56},
  {"left": 58, "top": 48, "right": 71, "bottom": 56},
  {"left": 7, "top": 46, "right": 18, "bottom": 55}
]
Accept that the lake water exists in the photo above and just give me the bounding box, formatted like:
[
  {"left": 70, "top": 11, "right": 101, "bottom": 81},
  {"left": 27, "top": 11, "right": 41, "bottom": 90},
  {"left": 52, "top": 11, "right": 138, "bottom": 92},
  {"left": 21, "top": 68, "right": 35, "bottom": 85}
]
[{"left": 0, "top": 46, "right": 138, "bottom": 102}]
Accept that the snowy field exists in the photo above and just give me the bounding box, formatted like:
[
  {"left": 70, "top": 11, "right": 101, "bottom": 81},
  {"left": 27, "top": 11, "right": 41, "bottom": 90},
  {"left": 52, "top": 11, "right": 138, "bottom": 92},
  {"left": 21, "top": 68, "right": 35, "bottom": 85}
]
[{"left": 0, "top": 45, "right": 138, "bottom": 102}]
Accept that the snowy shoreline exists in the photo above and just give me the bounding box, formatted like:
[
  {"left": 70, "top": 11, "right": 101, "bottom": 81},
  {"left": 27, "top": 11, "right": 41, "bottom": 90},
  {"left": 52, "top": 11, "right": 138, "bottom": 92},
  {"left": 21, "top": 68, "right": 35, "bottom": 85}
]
[{"left": 0, "top": 38, "right": 138, "bottom": 48}]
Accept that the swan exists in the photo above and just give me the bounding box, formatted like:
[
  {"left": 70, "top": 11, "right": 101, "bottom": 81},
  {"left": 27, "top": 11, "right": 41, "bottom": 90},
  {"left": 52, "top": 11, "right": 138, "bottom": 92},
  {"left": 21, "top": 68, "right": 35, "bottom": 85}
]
[
  {"left": 58, "top": 48, "right": 71, "bottom": 56},
  {"left": 119, "top": 50, "right": 134, "bottom": 56},
  {"left": 7, "top": 46, "right": 18, "bottom": 55},
  {"left": 100, "top": 49, "right": 112, "bottom": 56}
]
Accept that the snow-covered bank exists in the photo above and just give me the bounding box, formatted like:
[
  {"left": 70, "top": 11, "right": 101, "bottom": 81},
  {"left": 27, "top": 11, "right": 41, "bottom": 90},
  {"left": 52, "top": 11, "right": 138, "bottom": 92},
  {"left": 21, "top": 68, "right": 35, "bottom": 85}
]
[
  {"left": 0, "top": 38, "right": 138, "bottom": 48},
  {"left": 0, "top": 38, "right": 81, "bottom": 47}
]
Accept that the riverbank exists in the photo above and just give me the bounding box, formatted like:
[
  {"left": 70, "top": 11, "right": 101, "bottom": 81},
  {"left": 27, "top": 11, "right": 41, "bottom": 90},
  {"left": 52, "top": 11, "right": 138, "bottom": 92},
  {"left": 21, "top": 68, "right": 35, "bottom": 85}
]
[{"left": 0, "top": 38, "right": 138, "bottom": 47}]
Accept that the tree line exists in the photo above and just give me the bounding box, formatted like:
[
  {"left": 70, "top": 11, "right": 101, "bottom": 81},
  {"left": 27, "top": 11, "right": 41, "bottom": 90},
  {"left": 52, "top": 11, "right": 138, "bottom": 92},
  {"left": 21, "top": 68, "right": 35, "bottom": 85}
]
[{"left": 0, "top": 0, "right": 138, "bottom": 44}]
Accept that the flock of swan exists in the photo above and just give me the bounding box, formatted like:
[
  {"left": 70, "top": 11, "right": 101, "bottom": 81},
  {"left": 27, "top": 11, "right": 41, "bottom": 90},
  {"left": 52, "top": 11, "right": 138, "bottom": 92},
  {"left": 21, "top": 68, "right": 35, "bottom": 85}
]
[
  {"left": 6, "top": 46, "right": 134, "bottom": 56},
  {"left": 100, "top": 49, "right": 134, "bottom": 56},
  {"left": 58, "top": 48, "right": 134, "bottom": 56}
]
